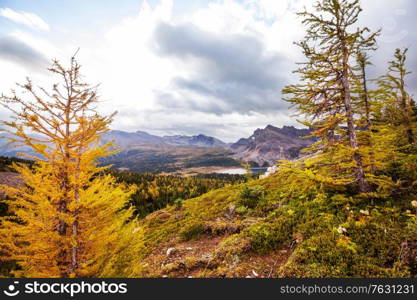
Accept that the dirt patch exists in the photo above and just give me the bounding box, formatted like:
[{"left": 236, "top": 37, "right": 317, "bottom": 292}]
[
  {"left": 238, "top": 248, "right": 291, "bottom": 278},
  {"left": 140, "top": 232, "right": 292, "bottom": 278},
  {"left": 0, "top": 172, "right": 23, "bottom": 197},
  {"left": 143, "top": 235, "right": 223, "bottom": 277}
]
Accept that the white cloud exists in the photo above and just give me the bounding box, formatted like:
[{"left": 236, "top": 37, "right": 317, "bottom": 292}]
[
  {"left": 79, "top": 0, "right": 176, "bottom": 113},
  {"left": 9, "top": 30, "right": 61, "bottom": 59},
  {"left": 3, "top": 0, "right": 413, "bottom": 142},
  {"left": 0, "top": 58, "right": 28, "bottom": 92},
  {"left": 0, "top": 8, "right": 50, "bottom": 31},
  {"left": 0, "top": 0, "right": 304, "bottom": 141},
  {"left": 71, "top": 0, "right": 304, "bottom": 141}
]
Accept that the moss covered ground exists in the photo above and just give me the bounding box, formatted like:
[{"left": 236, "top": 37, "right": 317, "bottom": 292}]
[{"left": 131, "top": 167, "right": 417, "bottom": 278}]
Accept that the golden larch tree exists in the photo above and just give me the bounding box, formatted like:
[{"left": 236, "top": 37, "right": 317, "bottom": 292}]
[
  {"left": 377, "top": 48, "right": 416, "bottom": 146},
  {"left": 0, "top": 56, "right": 142, "bottom": 278},
  {"left": 283, "top": 0, "right": 380, "bottom": 193}
]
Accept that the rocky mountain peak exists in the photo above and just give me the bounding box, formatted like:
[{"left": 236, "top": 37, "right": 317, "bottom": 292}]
[{"left": 231, "top": 125, "right": 314, "bottom": 166}]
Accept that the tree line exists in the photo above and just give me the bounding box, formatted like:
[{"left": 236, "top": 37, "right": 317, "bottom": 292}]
[
  {"left": 110, "top": 170, "right": 244, "bottom": 217},
  {"left": 0, "top": 156, "right": 244, "bottom": 219}
]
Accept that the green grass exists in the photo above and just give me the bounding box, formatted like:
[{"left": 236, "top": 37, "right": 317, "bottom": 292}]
[{"left": 133, "top": 164, "right": 417, "bottom": 278}]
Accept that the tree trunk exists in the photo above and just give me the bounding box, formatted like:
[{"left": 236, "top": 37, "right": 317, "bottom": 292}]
[
  {"left": 57, "top": 167, "right": 69, "bottom": 277},
  {"left": 361, "top": 64, "right": 371, "bottom": 131},
  {"left": 341, "top": 47, "right": 368, "bottom": 193},
  {"left": 69, "top": 152, "right": 81, "bottom": 276},
  {"left": 70, "top": 222, "right": 78, "bottom": 275},
  {"left": 400, "top": 74, "right": 415, "bottom": 144},
  {"left": 59, "top": 81, "right": 73, "bottom": 276},
  {"left": 360, "top": 63, "right": 376, "bottom": 174}
]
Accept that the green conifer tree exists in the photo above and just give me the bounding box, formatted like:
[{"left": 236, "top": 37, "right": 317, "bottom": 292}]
[
  {"left": 377, "top": 48, "right": 416, "bottom": 146},
  {"left": 283, "top": 0, "right": 379, "bottom": 193}
]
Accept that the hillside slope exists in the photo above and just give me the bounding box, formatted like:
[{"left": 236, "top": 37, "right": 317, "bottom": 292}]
[
  {"left": 132, "top": 166, "right": 417, "bottom": 278},
  {"left": 0, "top": 172, "right": 23, "bottom": 198}
]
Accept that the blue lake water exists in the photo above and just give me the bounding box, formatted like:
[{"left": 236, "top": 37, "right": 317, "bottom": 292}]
[{"left": 215, "top": 168, "right": 268, "bottom": 175}]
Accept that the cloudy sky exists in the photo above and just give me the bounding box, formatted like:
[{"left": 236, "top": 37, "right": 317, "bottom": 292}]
[{"left": 0, "top": 0, "right": 416, "bottom": 142}]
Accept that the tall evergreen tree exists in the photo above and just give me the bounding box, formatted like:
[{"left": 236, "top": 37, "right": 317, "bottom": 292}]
[
  {"left": 377, "top": 48, "right": 415, "bottom": 145},
  {"left": 354, "top": 51, "right": 377, "bottom": 174},
  {"left": 0, "top": 57, "right": 140, "bottom": 277},
  {"left": 283, "top": 0, "right": 379, "bottom": 193},
  {"left": 356, "top": 51, "right": 372, "bottom": 131}
]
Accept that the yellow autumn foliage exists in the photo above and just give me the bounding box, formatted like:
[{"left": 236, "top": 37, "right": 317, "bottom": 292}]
[{"left": 0, "top": 57, "right": 143, "bottom": 278}]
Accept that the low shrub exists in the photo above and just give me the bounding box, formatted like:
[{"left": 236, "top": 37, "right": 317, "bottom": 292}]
[
  {"left": 237, "top": 186, "right": 265, "bottom": 209},
  {"left": 179, "top": 221, "right": 206, "bottom": 241},
  {"left": 244, "top": 216, "right": 295, "bottom": 254},
  {"left": 174, "top": 198, "right": 184, "bottom": 209},
  {"left": 280, "top": 230, "right": 411, "bottom": 278}
]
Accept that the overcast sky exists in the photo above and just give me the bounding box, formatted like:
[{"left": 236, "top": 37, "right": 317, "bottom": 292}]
[{"left": 0, "top": 0, "right": 416, "bottom": 142}]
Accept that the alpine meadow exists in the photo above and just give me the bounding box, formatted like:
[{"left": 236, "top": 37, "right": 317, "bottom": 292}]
[{"left": 0, "top": 0, "right": 416, "bottom": 279}]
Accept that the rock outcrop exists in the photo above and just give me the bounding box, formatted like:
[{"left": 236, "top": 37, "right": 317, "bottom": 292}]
[{"left": 230, "top": 125, "right": 314, "bottom": 166}]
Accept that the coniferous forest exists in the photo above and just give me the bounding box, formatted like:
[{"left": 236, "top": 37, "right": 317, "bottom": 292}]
[
  {"left": 0, "top": 157, "right": 244, "bottom": 219},
  {"left": 0, "top": 0, "right": 416, "bottom": 279}
]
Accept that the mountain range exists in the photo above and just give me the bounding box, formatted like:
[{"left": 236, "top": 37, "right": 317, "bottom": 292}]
[
  {"left": 0, "top": 125, "right": 314, "bottom": 174},
  {"left": 101, "top": 131, "right": 228, "bottom": 149}
]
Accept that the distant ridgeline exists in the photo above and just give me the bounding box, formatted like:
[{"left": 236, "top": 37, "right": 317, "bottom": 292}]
[
  {"left": 100, "top": 125, "right": 315, "bottom": 173},
  {"left": 1, "top": 126, "right": 315, "bottom": 174}
]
